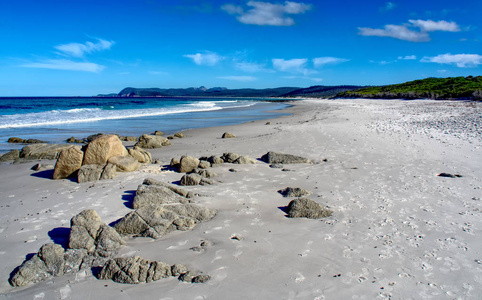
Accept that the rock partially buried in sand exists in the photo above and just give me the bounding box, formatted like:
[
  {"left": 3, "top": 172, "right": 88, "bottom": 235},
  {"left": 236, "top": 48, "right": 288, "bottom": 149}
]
[
  {"left": 233, "top": 155, "right": 257, "bottom": 164},
  {"left": 108, "top": 155, "right": 140, "bottom": 172},
  {"left": 53, "top": 146, "right": 84, "bottom": 179},
  {"left": 221, "top": 152, "right": 239, "bottom": 163},
  {"left": 135, "top": 134, "right": 171, "bottom": 149},
  {"left": 0, "top": 149, "right": 20, "bottom": 162},
  {"left": 278, "top": 187, "right": 311, "bottom": 198},
  {"left": 285, "top": 198, "right": 333, "bottom": 219},
  {"left": 20, "top": 144, "right": 73, "bottom": 160},
  {"left": 222, "top": 132, "right": 236, "bottom": 138},
  {"left": 132, "top": 182, "right": 192, "bottom": 209},
  {"left": 128, "top": 146, "right": 152, "bottom": 164},
  {"left": 179, "top": 156, "right": 200, "bottom": 173},
  {"left": 261, "top": 151, "right": 310, "bottom": 164}
]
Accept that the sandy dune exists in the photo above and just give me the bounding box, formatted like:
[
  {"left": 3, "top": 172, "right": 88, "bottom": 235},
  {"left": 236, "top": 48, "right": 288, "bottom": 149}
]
[{"left": 0, "top": 99, "right": 481, "bottom": 299}]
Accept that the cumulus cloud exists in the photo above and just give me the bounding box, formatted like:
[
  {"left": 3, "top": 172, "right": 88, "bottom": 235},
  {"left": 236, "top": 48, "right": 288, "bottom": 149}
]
[
  {"left": 20, "top": 59, "right": 105, "bottom": 73},
  {"left": 218, "top": 75, "right": 257, "bottom": 81},
  {"left": 313, "top": 57, "right": 349, "bottom": 67},
  {"left": 222, "top": 1, "right": 311, "bottom": 26},
  {"left": 184, "top": 52, "right": 224, "bottom": 66},
  {"left": 421, "top": 53, "right": 482, "bottom": 68},
  {"left": 398, "top": 55, "right": 417, "bottom": 60},
  {"left": 272, "top": 58, "right": 316, "bottom": 75},
  {"left": 55, "top": 39, "right": 114, "bottom": 58},
  {"left": 358, "top": 19, "right": 461, "bottom": 42}
]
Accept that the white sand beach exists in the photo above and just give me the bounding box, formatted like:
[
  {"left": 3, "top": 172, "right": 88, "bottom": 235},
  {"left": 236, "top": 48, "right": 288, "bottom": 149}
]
[{"left": 1, "top": 99, "right": 481, "bottom": 299}]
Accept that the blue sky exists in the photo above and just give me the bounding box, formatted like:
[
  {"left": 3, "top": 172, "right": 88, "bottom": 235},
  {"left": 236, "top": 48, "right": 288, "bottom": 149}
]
[{"left": 0, "top": 0, "right": 481, "bottom": 96}]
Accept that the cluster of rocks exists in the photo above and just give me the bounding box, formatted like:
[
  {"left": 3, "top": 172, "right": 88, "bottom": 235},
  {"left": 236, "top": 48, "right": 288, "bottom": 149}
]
[
  {"left": 278, "top": 185, "right": 332, "bottom": 220},
  {"left": 52, "top": 134, "right": 152, "bottom": 183},
  {"left": 114, "top": 178, "right": 217, "bottom": 239},
  {"left": 0, "top": 144, "right": 75, "bottom": 162},
  {"left": 7, "top": 137, "right": 47, "bottom": 144}
]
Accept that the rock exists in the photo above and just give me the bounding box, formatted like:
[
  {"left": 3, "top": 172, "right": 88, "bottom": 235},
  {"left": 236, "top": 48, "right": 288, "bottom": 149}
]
[
  {"left": 285, "top": 198, "right": 333, "bottom": 219},
  {"left": 8, "top": 137, "right": 24, "bottom": 143},
  {"left": 192, "top": 274, "right": 211, "bottom": 283},
  {"left": 9, "top": 253, "right": 52, "bottom": 287},
  {"left": 82, "top": 134, "right": 128, "bottom": 166},
  {"left": 171, "top": 264, "right": 188, "bottom": 276},
  {"left": 86, "top": 133, "right": 103, "bottom": 143},
  {"left": 437, "top": 172, "right": 463, "bottom": 178},
  {"left": 179, "top": 156, "right": 200, "bottom": 173},
  {"left": 98, "top": 256, "right": 185, "bottom": 284},
  {"left": 100, "top": 163, "right": 117, "bottom": 180},
  {"left": 233, "top": 156, "right": 257, "bottom": 164},
  {"left": 269, "top": 164, "right": 284, "bottom": 168},
  {"left": 53, "top": 146, "right": 84, "bottom": 179},
  {"left": 132, "top": 184, "right": 191, "bottom": 209},
  {"left": 221, "top": 152, "right": 239, "bottom": 163},
  {"left": 95, "top": 225, "right": 126, "bottom": 254},
  {"left": 265, "top": 122, "right": 271, "bottom": 125},
  {"left": 154, "top": 131, "right": 164, "bottom": 136},
  {"left": 25, "top": 139, "right": 47, "bottom": 144},
  {"left": 77, "top": 164, "right": 104, "bottom": 183},
  {"left": 63, "top": 249, "right": 88, "bottom": 274},
  {"left": 142, "top": 178, "right": 194, "bottom": 198},
  {"left": 261, "top": 151, "right": 310, "bottom": 164},
  {"left": 71, "top": 209, "right": 103, "bottom": 240},
  {"left": 128, "top": 146, "right": 152, "bottom": 164},
  {"left": 207, "top": 155, "right": 224, "bottom": 165},
  {"left": 174, "top": 132, "right": 184, "bottom": 138},
  {"left": 108, "top": 155, "right": 140, "bottom": 172},
  {"left": 0, "top": 149, "right": 20, "bottom": 162},
  {"left": 222, "top": 132, "right": 236, "bottom": 138},
  {"left": 20, "top": 144, "right": 73, "bottom": 160},
  {"left": 198, "top": 169, "right": 216, "bottom": 178},
  {"left": 124, "top": 136, "right": 138, "bottom": 142},
  {"left": 135, "top": 134, "right": 171, "bottom": 149},
  {"left": 167, "top": 136, "right": 174, "bottom": 140},
  {"left": 31, "top": 163, "right": 54, "bottom": 171},
  {"left": 278, "top": 187, "right": 311, "bottom": 198},
  {"left": 114, "top": 203, "right": 216, "bottom": 239},
  {"left": 170, "top": 157, "right": 180, "bottom": 169},
  {"left": 38, "top": 244, "right": 65, "bottom": 277},
  {"left": 198, "top": 160, "right": 211, "bottom": 169},
  {"left": 179, "top": 271, "right": 196, "bottom": 282},
  {"left": 180, "top": 173, "right": 202, "bottom": 186}
]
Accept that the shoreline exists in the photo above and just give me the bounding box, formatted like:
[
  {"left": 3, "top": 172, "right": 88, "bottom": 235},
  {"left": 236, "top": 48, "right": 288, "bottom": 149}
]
[{"left": 1, "top": 99, "right": 481, "bottom": 299}]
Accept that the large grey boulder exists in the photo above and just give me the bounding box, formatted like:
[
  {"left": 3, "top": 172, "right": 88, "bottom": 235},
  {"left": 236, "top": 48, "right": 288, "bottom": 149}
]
[
  {"left": 108, "top": 155, "right": 140, "bottom": 172},
  {"left": 285, "top": 198, "right": 333, "bottom": 219},
  {"left": 128, "top": 146, "right": 152, "bottom": 164},
  {"left": 142, "top": 178, "right": 194, "bottom": 198},
  {"left": 261, "top": 151, "right": 311, "bottom": 164},
  {"left": 221, "top": 152, "right": 240, "bottom": 163},
  {"left": 82, "top": 134, "right": 128, "bottom": 166},
  {"left": 20, "top": 144, "right": 72, "bottom": 160},
  {"left": 135, "top": 134, "right": 171, "bottom": 149},
  {"left": 0, "top": 149, "right": 20, "bottom": 162},
  {"left": 278, "top": 187, "right": 311, "bottom": 198},
  {"left": 180, "top": 173, "right": 202, "bottom": 186},
  {"left": 77, "top": 164, "right": 104, "bottom": 183},
  {"left": 179, "top": 156, "right": 200, "bottom": 173},
  {"left": 114, "top": 203, "right": 217, "bottom": 239},
  {"left": 132, "top": 184, "right": 191, "bottom": 209},
  {"left": 53, "top": 146, "right": 84, "bottom": 179}
]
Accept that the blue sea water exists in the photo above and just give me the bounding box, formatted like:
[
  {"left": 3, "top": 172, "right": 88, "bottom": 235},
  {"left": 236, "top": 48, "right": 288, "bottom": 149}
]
[{"left": 0, "top": 97, "right": 292, "bottom": 154}]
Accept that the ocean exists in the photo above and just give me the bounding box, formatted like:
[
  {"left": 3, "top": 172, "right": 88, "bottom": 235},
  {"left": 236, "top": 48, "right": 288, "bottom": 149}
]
[{"left": 0, "top": 97, "right": 292, "bottom": 154}]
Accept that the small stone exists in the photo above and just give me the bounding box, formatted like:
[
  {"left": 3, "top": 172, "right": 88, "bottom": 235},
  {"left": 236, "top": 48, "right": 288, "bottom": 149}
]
[{"left": 222, "top": 132, "right": 236, "bottom": 138}]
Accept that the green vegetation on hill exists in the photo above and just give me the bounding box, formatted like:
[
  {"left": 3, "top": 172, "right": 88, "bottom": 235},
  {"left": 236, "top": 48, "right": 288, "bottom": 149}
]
[{"left": 337, "top": 76, "right": 482, "bottom": 100}]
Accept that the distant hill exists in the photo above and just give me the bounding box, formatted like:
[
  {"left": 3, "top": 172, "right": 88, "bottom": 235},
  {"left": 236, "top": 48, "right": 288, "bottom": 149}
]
[
  {"left": 337, "top": 76, "right": 482, "bottom": 100},
  {"left": 109, "top": 85, "right": 364, "bottom": 98}
]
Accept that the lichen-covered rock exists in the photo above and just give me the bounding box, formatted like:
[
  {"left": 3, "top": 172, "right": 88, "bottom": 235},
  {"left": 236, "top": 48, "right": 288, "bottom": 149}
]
[
  {"left": 114, "top": 203, "right": 216, "bottom": 239},
  {"left": 135, "top": 134, "right": 171, "bottom": 149},
  {"left": 82, "top": 134, "right": 128, "bottom": 165},
  {"left": 278, "top": 187, "right": 311, "bottom": 198},
  {"left": 221, "top": 152, "right": 239, "bottom": 163},
  {"left": 285, "top": 198, "right": 333, "bottom": 219},
  {"left": 20, "top": 144, "right": 73, "bottom": 160},
  {"left": 38, "top": 244, "right": 65, "bottom": 277},
  {"left": 128, "top": 146, "right": 152, "bottom": 164},
  {"left": 53, "top": 146, "right": 84, "bottom": 179},
  {"left": 0, "top": 149, "right": 20, "bottom": 162},
  {"left": 108, "top": 155, "right": 140, "bottom": 172},
  {"left": 222, "top": 132, "right": 236, "bottom": 138},
  {"left": 179, "top": 156, "right": 200, "bottom": 173},
  {"left": 233, "top": 156, "right": 257, "bottom": 164},
  {"left": 77, "top": 164, "right": 104, "bottom": 183},
  {"left": 9, "top": 253, "right": 51, "bottom": 287},
  {"left": 261, "top": 151, "right": 311, "bottom": 164}
]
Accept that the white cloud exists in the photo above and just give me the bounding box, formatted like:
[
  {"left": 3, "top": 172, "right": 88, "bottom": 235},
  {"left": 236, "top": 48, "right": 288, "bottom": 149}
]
[
  {"left": 408, "top": 19, "right": 460, "bottom": 32},
  {"left": 421, "top": 53, "right": 482, "bottom": 68},
  {"left": 55, "top": 39, "right": 114, "bottom": 57},
  {"left": 284, "top": 76, "right": 323, "bottom": 82},
  {"left": 313, "top": 57, "right": 349, "bottom": 67},
  {"left": 358, "top": 24, "right": 430, "bottom": 42},
  {"left": 218, "top": 75, "right": 256, "bottom": 81},
  {"left": 222, "top": 1, "right": 311, "bottom": 26},
  {"left": 398, "top": 55, "right": 417, "bottom": 60},
  {"left": 184, "top": 52, "right": 224, "bottom": 66},
  {"left": 358, "top": 19, "right": 461, "bottom": 42},
  {"left": 235, "top": 61, "right": 272, "bottom": 73},
  {"left": 272, "top": 58, "right": 316, "bottom": 75},
  {"left": 20, "top": 59, "right": 105, "bottom": 73}
]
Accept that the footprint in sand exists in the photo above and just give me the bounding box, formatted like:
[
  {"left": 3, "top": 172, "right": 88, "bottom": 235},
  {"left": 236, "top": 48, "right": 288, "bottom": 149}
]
[
  {"left": 211, "top": 249, "right": 226, "bottom": 263},
  {"left": 295, "top": 272, "right": 305, "bottom": 283}
]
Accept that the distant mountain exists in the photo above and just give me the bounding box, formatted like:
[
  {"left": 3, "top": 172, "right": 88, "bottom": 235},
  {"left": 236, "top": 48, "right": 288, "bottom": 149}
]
[
  {"left": 111, "top": 85, "right": 364, "bottom": 98},
  {"left": 337, "top": 76, "right": 482, "bottom": 100}
]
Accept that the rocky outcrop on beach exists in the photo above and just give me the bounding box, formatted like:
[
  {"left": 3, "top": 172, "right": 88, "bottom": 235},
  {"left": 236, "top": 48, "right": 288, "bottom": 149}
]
[
  {"left": 285, "top": 198, "right": 333, "bottom": 219},
  {"left": 8, "top": 137, "right": 47, "bottom": 144},
  {"left": 98, "top": 256, "right": 210, "bottom": 284},
  {"left": 52, "top": 146, "right": 84, "bottom": 179},
  {"left": 21, "top": 144, "right": 73, "bottom": 160},
  {"left": 135, "top": 134, "right": 171, "bottom": 149},
  {"left": 261, "top": 151, "right": 311, "bottom": 164},
  {"left": 82, "top": 134, "right": 128, "bottom": 165}
]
